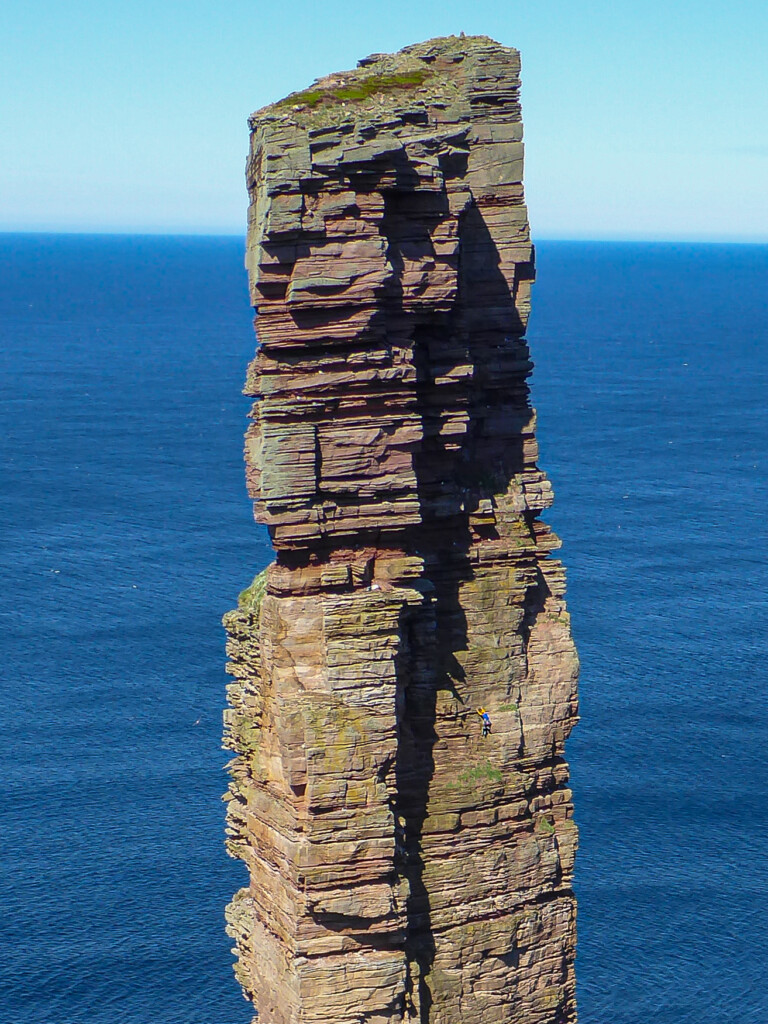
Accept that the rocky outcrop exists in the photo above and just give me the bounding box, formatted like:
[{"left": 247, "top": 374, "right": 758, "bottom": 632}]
[{"left": 223, "top": 35, "right": 579, "bottom": 1024}]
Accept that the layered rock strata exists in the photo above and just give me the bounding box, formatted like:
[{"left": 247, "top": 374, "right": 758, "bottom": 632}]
[{"left": 223, "top": 35, "right": 579, "bottom": 1024}]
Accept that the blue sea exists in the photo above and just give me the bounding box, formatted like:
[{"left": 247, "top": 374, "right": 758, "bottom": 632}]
[{"left": 1, "top": 234, "right": 766, "bottom": 1024}]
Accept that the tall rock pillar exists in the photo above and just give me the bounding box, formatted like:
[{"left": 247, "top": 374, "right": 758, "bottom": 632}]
[{"left": 224, "top": 35, "right": 579, "bottom": 1024}]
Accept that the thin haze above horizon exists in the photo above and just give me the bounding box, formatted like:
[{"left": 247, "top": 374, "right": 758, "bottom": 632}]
[{"left": 2, "top": 0, "right": 767, "bottom": 241}]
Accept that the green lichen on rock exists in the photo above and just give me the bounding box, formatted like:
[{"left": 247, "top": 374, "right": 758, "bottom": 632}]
[
  {"left": 238, "top": 568, "right": 268, "bottom": 616},
  {"left": 457, "top": 760, "right": 504, "bottom": 786},
  {"left": 278, "top": 68, "right": 431, "bottom": 110}
]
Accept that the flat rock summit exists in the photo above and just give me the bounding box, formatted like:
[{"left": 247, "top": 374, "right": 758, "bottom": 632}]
[{"left": 223, "top": 35, "right": 579, "bottom": 1024}]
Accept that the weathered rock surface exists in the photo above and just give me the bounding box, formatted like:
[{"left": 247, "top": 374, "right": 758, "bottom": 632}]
[{"left": 223, "top": 35, "right": 579, "bottom": 1024}]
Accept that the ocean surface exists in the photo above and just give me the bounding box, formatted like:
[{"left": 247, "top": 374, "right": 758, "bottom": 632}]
[{"left": 1, "top": 234, "right": 766, "bottom": 1024}]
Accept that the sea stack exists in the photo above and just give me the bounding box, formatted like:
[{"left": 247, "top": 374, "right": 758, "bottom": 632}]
[{"left": 223, "top": 35, "right": 579, "bottom": 1024}]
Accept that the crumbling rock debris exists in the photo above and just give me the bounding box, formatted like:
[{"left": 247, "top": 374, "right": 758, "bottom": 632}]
[{"left": 223, "top": 35, "right": 579, "bottom": 1024}]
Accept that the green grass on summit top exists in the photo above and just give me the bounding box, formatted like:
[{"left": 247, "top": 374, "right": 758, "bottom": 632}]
[{"left": 277, "top": 68, "right": 431, "bottom": 110}]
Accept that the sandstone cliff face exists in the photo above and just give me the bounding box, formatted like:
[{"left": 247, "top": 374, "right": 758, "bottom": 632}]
[{"left": 223, "top": 36, "right": 579, "bottom": 1024}]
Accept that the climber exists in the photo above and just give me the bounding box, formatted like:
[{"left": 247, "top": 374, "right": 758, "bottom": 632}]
[{"left": 477, "top": 707, "right": 492, "bottom": 737}]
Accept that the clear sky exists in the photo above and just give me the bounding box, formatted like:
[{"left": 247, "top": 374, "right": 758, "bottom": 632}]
[{"left": 2, "top": 0, "right": 767, "bottom": 239}]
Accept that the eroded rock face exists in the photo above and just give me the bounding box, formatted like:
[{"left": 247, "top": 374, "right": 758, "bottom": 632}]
[{"left": 223, "top": 35, "right": 579, "bottom": 1024}]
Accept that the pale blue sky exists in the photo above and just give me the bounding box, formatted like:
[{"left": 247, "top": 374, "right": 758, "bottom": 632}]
[{"left": 2, "top": 0, "right": 767, "bottom": 239}]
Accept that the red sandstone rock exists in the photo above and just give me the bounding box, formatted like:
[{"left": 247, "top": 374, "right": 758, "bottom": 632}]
[{"left": 224, "top": 34, "right": 578, "bottom": 1024}]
